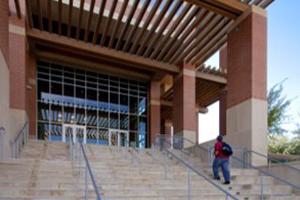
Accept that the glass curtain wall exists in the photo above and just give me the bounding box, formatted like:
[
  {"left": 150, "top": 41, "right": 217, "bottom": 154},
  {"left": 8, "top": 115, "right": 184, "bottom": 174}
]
[{"left": 37, "top": 61, "right": 148, "bottom": 148}]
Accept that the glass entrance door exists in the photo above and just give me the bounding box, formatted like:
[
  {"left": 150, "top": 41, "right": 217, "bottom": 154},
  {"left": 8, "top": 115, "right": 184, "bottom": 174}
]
[
  {"left": 62, "top": 124, "right": 87, "bottom": 144},
  {"left": 108, "top": 129, "right": 129, "bottom": 147}
]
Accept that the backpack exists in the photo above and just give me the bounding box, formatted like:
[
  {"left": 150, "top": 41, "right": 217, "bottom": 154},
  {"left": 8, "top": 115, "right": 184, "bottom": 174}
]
[{"left": 222, "top": 142, "right": 233, "bottom": 156}]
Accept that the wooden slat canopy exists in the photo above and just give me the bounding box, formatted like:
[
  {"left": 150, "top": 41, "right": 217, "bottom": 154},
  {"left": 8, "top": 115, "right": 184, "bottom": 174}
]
[{"left": 25, "top": 0, "right": 273, "bottom": 72}]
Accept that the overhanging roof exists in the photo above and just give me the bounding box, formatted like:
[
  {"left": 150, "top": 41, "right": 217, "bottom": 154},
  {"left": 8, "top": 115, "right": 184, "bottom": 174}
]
[{"left": 25, "top": 0, "right": 273, "bottom": 73}]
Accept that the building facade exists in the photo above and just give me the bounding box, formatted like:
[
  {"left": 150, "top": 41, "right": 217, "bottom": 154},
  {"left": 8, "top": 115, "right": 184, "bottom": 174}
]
[{"left": 0, "top": 0, "right": 272, "bottom": 164}]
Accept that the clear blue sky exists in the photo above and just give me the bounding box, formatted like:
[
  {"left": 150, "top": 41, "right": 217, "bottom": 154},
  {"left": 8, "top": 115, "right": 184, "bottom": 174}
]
[
  {"left": 267, "top": 0, "right": 300, "bottom": 134},
  {"left": 200, "top": 0, "right": 300, "bottom": 142}
]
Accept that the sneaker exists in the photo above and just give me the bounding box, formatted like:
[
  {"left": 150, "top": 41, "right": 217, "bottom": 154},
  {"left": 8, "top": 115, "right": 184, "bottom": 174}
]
[
  {"left": 214, "top": 177, "right": 221, "bottom": 180},
  {"left": 223, "top": 181, "right": 230, "bottom": 185}
]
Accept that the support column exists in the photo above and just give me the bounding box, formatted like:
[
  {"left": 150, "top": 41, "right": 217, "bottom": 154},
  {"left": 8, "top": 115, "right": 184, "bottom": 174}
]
[
  {"left": 226, "top": 6, "right": 267, "bottom": 165},
  {"left": 9, "top": 11, "right": 27, "bottom": 142},
  {"left": 26, "top": 52, "right": 37, "bottom": 137},
  {"left": 219, "top": 47, "right": 227, "bottom": 135},
  {"left": 0, "top": 0, "right": 10, "bottom": 160},
  {"left": 149, "top": 80, "right": 161, "bottom": 145},
  {"left": 173, "top": 63, "right": 197, "bottom": 146},
  {"left": 0, "top": 0, "right": 9, "bottom": 61}
]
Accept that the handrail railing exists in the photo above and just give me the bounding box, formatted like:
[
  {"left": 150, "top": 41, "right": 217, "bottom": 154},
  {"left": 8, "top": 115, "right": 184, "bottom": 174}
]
[
  {"left": 12, "top": 121, "right": 29, "bottom": 158},
  {"left": 165, "top": 134, "right": 300, "bottom": 197},
  {"left": 246, "top": 150, "right": 300, "bottom": 173},
  {"left": 69, "top": 135, "right": 102, "bottom": 200},
  {"left": 154, "top": 135, "right": 239, "bottom": 200},
  {"left": 80, "top": 142, "right": 102, "bottom": 200}
]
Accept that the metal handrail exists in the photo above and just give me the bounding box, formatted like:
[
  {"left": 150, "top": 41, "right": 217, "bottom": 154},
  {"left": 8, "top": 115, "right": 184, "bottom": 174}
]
[
  {"left": 172, "top": 135, "right": 300, "bottom": 193},
  {"left": 231, "top": 153, "right": 300, "bottom": 192},
  {"left": 246, "top": 150, "right": 300, "bottom": 173},
  {"left": 69, "top": 134, "right": 102, "bottom": 200},
  {"left": 155, "top": 135, "right": 239, "bottom": 200},
  {"left": 80, "top": 143, "right": 102, "bottom": 200},
  {"left": 12, "top": 121, "right": 29, "bottom": 158}
]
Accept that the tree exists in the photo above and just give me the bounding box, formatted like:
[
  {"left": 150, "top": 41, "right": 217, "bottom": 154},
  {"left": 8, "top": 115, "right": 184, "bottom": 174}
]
[
  {"left": 267, "top": 80, "right": 292, "bottom": 135},
  {"left": 292, "top": 113, "right": 300, "bottom": 138},
  {"left": 268, "top": 135, "right": 289, "bottom": 154}
]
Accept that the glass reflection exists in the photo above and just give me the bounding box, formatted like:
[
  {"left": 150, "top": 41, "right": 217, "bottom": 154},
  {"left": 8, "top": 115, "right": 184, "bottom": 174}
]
[{"left": 37, "top": 61, "right": 148, "bottom": 147}]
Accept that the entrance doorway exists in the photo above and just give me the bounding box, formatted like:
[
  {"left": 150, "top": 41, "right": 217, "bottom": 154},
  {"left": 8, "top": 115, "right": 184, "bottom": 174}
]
[
  {"left": 108, "top": 129, "right": 129, "bottom": 147},
  {"left": 62, "top": 124, "right": 87, "bottom": 144}
]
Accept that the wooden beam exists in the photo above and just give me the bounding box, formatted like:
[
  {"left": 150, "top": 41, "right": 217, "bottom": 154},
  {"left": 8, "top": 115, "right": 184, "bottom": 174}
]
[
  {"left": 171, "top": 15, "right": 222, "bottom": 63},
  {"left": 76, "top": 0, "right": 85, "bottom": 40},
  {"left": 185, "top": 0, "right": 249, "bottom": 19},
  {"left": 47, "top": 0, "right": 52, "bottom": 32},
  {"left": 150, "top": 3, "right": 192, "bottom": 59},
  {"left": 108, "top": 0, "right": 129, "bottom": 48},
  {"left": 14, "top": 0, "right": 21, "bottom": 18},
  {"left": 259, "top": 0, "right": 274, "bottom": 8},
  {"left": 122, "top": 0, "right": 151, "bottom": 51},
  {"left": 129, "top": 0, "right": 162, "bottom": 54},
  {"left": 92, "top": 0, "right": 106, "bottom": 44},
  {"left": 143, "top": 0, "right": 184, "bottom": 57},
  {"left": 185, "top": 18, "right": 229, "bottom": 63},
  {"left": 27, "top": 29, "right": 180, "bottom": 74},
  {"left": 163, "top": 9, "right": 206, "bottom": 62},
  {"left": 156, "top": 7, "right": 199, "bottom": 60},
  {"left": 67, "top": 0, "right": 73, "bottom": 37},
  {"left": 136, "top": 0, "right": 173, "bottom": 55},
  {"left": 100, "top": 0, "right": 118, "bottom": 46},
  {"left": 84, "top": 0, "right": 96, "bottom": 42},
  {"left": 35, "top": 51, "right": 152, "bottom": 81},
  {"left": 169, "top": 11, "right": 217, "bottom": 64},
  {"left": 195, "top": 35, "right": 227, "bottom": 67},
  {"left": 196, "top": 71, "right": 227, "bottom": 84},
  {"left": 58, "top": 0, "right": 62, "bottom": 35},
  {"left": 191, "top": 20, "right": 232, "bottom": 64},
  {"left": 25, "top": 0, "right": 33, "bottom": 28},
  {"left": 36, "top": 0, "right": 43, "bottom": 30},
  {"left": 116, "top": 0, "right": 140, "bottom": 50}
]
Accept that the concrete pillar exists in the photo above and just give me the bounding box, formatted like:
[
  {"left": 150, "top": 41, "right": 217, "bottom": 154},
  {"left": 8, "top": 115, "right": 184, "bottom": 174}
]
[
  {"left": 226, "top": 6, "right": 267, "bottom": 166},
  {"left": 173, "top": 63, "right": 197, "bottom": 145},
  {"left": 149, "top": 80, "right": 161, "bottom": 145}
]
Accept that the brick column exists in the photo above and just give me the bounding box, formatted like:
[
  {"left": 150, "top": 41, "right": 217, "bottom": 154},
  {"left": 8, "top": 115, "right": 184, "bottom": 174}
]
[
  {"left": 173, "top": 63, "right": 197, "bottom": 145},
  {"left": 0, "top": 0, "right": 9, "bottom": 61},
  {"left": 149, "top": 80, "right": 161, "bottom": 145},
  {"left": 8, "top": 4, "right": 28, "bottom": 142},
  {"left": 0, "top": 0, "right": 10, "bottom": 160},
  {"left": 219, "top": 47, "right": 227, "bottom": 135},
  {"left": 226, "top": 6, "right": 267, "bottom": 165},
  {"left": 26, "top": 52, "right": 37, "bottom": 137}
]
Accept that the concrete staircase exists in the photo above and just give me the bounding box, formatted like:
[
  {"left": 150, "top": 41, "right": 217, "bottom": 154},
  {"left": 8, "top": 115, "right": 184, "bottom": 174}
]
[{"left": 0, "top": 140, "right": 299, "bottom": 200}]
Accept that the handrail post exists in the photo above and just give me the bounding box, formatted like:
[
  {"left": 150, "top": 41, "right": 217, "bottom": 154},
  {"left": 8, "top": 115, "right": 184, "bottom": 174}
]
[
  {"left": 85, "top": 164, "right": 88, "bottom": 200},
  {"left": 260, "top": 175, "right": 264, "bottom": 200},
  {"left": 164, "top": 151, "right": 168, "bottom": 179},
  {"left": 187, "top": 167, "right": 191, "bottom": 200}
]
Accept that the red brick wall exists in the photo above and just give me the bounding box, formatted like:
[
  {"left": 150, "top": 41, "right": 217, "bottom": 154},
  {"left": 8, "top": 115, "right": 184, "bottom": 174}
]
[
  {"left": 173, "top": 63, "right": 196, "bottom": 134},
  {"left": 227, "top": 11, "right": 267, "bottom": 108},
  {"left": 0, "top": 0, "right": 9, "bottom": 62},
  {"left": 9, "top": 31, "right": 26, "bottom": 109},
  {"left": 9, "top": 15, "right": 26, "bottom": 110},
  {"left": 219, "top": 47, "right": 227, "bottom": 135},
  {"left": 26, "top": 52, "right": 37, "bottom": 136},
  {"left": 149, "top": 80, "right": 161, "bottom": 144}
]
